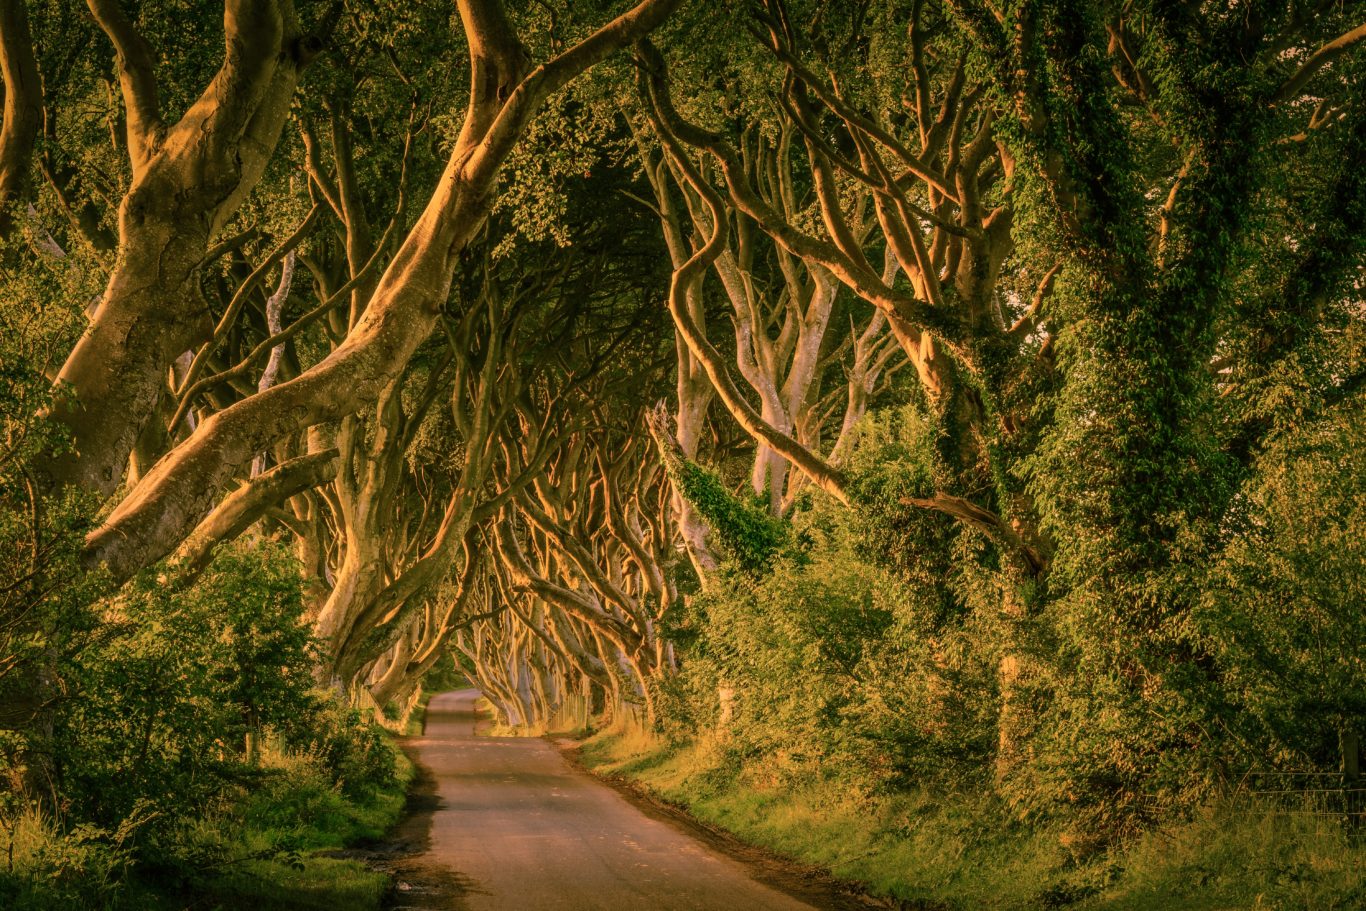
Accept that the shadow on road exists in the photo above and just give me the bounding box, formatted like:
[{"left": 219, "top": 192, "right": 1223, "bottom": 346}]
[{"left": 325, "top": 732, "right": 483, "bottom": 910}]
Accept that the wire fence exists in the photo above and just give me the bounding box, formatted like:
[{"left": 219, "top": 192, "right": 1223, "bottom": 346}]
[{"left": 1235, "top": 770, "right": 1366, "bottom": 836}]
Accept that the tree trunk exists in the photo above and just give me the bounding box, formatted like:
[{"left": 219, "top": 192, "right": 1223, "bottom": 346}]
[
  {"left": 82, "top": 0, "right": 680, "bottom": 580},
  {"left": 50, "top": 0, "right": 307, "bottom": 495}
]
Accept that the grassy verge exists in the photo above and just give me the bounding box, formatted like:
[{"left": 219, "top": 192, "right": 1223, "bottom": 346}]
[
  {"left": 185, "top": 736, "right": 415, "bottom": 911},
  {"left": 577, "top": 727, "right": 1365, "bottom": 910},
  {"left": 401, "top": 691, "right": 435, "bottom": 736},
  {"left": 1, "top": 732, "right": 414, "bottom": 911}
]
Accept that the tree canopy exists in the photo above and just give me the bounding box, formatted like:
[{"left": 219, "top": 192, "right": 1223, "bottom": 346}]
[{"left": 1, "top": 0, "right": 1364, "bottom": 904}]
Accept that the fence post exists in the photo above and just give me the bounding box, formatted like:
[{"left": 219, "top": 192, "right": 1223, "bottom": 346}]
[{"left": 1342, "top": 729, "right": 1360, "bottom": 831}]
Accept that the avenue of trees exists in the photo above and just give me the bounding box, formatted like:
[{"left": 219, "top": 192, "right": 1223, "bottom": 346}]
[{"left": 1, "top": 0, "right": 1363, "bottom": 905}]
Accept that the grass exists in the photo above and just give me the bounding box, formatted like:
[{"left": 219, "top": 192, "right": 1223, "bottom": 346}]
[
  {"left": 401, "top": 691, "right": 435, "bottom": 735},
  {"left": 1087, "top": 809, "right": 1366, "bottom": 911},
  {"left": 187, "top": 735, "right": 415, "bottom": 911},
  {"left": 578, "top": 726, "right": 1366, "bottom": 911},
  {"left": 0, "top": 732, "right": 415, "bottom": 911},
  {"left": 185, "top": 856, "right": 392, "bottom": 911}
]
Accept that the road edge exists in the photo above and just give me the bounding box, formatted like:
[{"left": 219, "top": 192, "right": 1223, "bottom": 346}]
[{"left": 554, "top": 738, "right": 931, "bottom": 911}]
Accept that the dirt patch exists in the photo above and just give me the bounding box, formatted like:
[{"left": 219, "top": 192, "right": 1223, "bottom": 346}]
[{"left": 555, "top": 740, "right": 943, "bottom": 911}]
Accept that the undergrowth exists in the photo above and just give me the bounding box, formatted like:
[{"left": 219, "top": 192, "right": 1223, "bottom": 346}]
[
  {"left": 578, "top": 727, "right": 1365, "bottom": 911},
  {"left": 0, "top": 723, "right": 413, "bottom": 911}
]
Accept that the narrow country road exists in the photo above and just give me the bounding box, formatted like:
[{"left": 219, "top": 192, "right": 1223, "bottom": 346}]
[{"left": 394, "top": 688, "right": 822, "bottom": 911}]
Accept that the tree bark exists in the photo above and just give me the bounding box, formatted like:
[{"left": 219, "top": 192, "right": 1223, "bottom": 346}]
[
  {"left": 173, "top": 448, "right": 338, "bottom": 579},
  {"left": 0, "top": 0, "right": 40, "bottom": 237},
  {"left": 83, "top": 0, "right": 680, "bottom": 581},
  {"left": 49, "top": 0, "right": 309, "bottom": 495}
]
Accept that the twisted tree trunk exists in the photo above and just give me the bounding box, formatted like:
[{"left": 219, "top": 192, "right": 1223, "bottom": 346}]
[
  {"left": 82, "top": 0, "right": 680, "bottom": 581},
  {"left": 50, "top": 0, "right": 313, "bottom": 495}
]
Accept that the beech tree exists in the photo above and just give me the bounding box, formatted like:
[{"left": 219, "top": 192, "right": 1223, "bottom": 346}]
[
  {"left": 47, "top": 0, "right": 319, "bottom": 495},
  {"left": 3, "top": 0, "right": 1364, "bottom": 866},
  {"left": 58, "top": 0, "right": 679, "bottom": 581}
]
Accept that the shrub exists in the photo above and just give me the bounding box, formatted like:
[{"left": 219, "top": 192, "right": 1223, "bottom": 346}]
[
  {"left": 1199, "top": 403, "right": 1366, "bottom": 768},
  {"left": 53, "top": 542, "right": 317, "bottom": 834},
  {"left": 294, "top": 701, "right": 399, "bottom": 799},
  {"left": 0, "top": 807, "right": 142, "bottom": 910}
]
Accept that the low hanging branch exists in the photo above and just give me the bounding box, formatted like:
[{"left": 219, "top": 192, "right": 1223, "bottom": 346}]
[
  {"left": 172, "top": 447, "right": 339, "bottom": 580},
  {"left": 84, "top": 0, "right": 681, "bottom": 583},
  {"left": 636, "top": 37, "right": 1043, "bottom": 576},
  {"left": 494, "top": 519, "right": 644, "bottom": 657},
  {"left": 901, "top": 494, "right": 1046, "bottom": 577}
]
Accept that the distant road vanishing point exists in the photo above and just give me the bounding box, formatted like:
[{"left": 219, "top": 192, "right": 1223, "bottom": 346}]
[{"left": 395, "top": 689, "right": 821, "bottom": 911}]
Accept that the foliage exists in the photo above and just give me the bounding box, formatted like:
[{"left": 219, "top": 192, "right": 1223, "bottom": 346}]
[
  {"left": 0, "top": 540, "right": 407, "bottom": 908},
  {"left": 660, "top": 408, "right": 1002, "bottom": 788},
  {"left": 666, "top": 457, "right": 790, "bottom": 572},
  {"left": 657, "top": 330, "right": 1366, "bottom": 865},
  {"left": 1197, "top": 402, "right": 1366, "bottom": 767},
  {"left": 0, "top": 735, "right": 410, "bottom": 911},
  {"left": 581, "top": 727, "right": 1366, "bottom": 911},
  {"left": 52, "top": 543, "right": 316, "bottom": 832},
  {"left": 293, "top": 700, "right": 400, "bottom": 800},
  {"left": 3, "top": 0, "right": 1366, "bottom": 905},
  {"left": 0, "top": 291, "right": 111, "bottom": 806}
]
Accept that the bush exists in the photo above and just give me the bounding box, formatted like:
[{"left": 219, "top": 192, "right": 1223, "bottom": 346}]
[
  {"left": 53, "top": 542, "right": 317, "bottom": 833},
  {"left": 1199, "top": 403, "right": 1366, "bottom": 768},
  {"left": 293, "top": 701, "right": 399, "bottom": 799},
  {"left": 0, "top": 539, "right": 409, "bottom": 908},
  {"left": 666, "top": 485, "right": 999, "bottom": 792},
  {"left": 0, "top": 808, "right": 139, "bottom": 910}
]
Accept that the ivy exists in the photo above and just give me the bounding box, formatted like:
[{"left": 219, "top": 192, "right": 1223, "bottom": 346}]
[{"left": 666, "top": 456, "right": 790, "bottom": 573}]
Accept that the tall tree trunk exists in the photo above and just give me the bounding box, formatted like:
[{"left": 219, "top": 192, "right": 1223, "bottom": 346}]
[
  {"left": 82, "top": 0, "right": 680, "bottom": 580},
  {"left": 0, "top": 0, "right": 41, "bottom": 238},
  {"left": 49, "top": 0, "right": 309, "bottom": 495}
]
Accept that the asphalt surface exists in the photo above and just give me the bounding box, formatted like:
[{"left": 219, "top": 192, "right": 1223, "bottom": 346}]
[{"left": 395, "top": 688, "right": 820, "bottom": 911}]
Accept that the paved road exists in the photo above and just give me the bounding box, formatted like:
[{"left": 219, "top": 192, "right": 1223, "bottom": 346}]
[{"left": 396, "top": 688, "right": 819, "bottom": 911}]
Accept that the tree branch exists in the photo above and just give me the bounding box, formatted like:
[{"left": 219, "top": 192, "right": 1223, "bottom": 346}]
[
  {"left": 173, "top": 448, "right": 339, "bottom": 579},
  {"left": 85, "top": 0, "right": 163, "bottom": 169},
  {"left": 1276, "top": 22, "right": 1366, "bottom": 104}
]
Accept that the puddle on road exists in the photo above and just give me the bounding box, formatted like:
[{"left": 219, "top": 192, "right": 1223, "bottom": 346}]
[{"left": 387, "top": 863, "right": 488, "bottom": 911}]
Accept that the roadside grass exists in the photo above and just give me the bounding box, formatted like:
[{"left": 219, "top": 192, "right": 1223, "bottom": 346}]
[
  {"left": 184, "top": 856, "right": 391, "bottom": 911},
  {"left": 402, "top": 691, "right": 435, "bottom": 735},
  {"left": 0, "top": 732, "right": 414, "bottom": 911},
  {"left": 187, "top": 733, "right": 414, "bottom": 911},
  {"left": 1086, "top": 809, "right": 1366, "bottom": 911},
  {"left": 578, "top": 727, "right": 1365, "bottom": 911}
]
